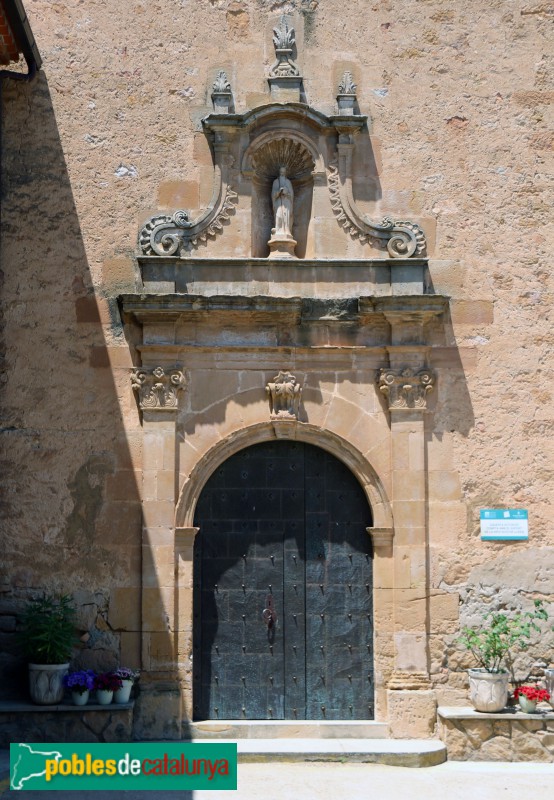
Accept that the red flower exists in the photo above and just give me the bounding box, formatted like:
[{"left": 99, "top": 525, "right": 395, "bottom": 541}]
[{"left": 514, "top": 685, "right": 550, "bottom": 703}]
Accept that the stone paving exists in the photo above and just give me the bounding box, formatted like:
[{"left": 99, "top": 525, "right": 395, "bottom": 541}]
[{"left": 2, "top": 750, "right": 554, "bottom": 800}]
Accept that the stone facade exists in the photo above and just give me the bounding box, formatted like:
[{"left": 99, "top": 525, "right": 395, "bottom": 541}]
[{"left": 1, "top": 0, "right": 553, "bottom": 745}]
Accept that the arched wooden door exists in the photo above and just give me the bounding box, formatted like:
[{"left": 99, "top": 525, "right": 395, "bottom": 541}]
[{"left": 192, "top": 440, "right": 374, "bottom": 720}]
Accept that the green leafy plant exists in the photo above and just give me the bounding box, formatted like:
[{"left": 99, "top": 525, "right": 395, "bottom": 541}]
[
  {"left": 458, "top": 600, "right": 549, "bottom": 674},
  {"left": 19, "top": 594, "right": 77, "bottom": 665}
]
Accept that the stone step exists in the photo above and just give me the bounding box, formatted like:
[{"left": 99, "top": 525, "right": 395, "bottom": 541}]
[
  {"left": 190, "top": 737, "right": 447, "bottom": 767},
  {"left": 188, "top": 720, "right": 389, "bottom": 739}
]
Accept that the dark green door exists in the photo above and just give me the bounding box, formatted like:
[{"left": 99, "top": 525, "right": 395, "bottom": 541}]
[{"left": 193, "top": 441, "right": 373, "bottom": 720}]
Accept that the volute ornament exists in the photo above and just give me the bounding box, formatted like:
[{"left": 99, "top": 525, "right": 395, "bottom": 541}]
[
  {"left": 328, "top": 162, "right": 426, "bottom": 257},
  {"left": 378, "top": 368, "right": 435, "bottom": 410},
  {"left": 131, "top": 367, "right": 186, "bottom": 411},
  {"left": 139, "top": 184, "right": 238, "bottom": 255}
]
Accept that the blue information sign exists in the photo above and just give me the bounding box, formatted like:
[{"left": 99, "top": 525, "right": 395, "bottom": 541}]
[{"left": 480, "top": 509, "right": 528, "bottom": 541}]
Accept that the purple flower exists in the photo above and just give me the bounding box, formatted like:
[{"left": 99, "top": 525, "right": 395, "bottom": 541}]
[
  {"left": 63, "top": 670, "right": 95, "bottom": 694},
  {"left": 113, "top": 667, "right": 140, "bottom": 682}
]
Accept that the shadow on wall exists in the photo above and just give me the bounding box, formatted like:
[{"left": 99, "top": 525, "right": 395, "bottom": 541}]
[{"left": 0, "top": 73, "right": 184, "bottom": 738}]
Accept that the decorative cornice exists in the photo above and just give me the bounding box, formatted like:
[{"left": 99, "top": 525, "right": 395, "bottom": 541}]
[
  {"left": 131, "top": 366, "right": 186, "bottom": 411},
  {"left": 266, "top": 370, "right": 302, "bottom": 420},
  {"left": 378, "top": 367, "right": 435, "bottom": 411},
  {"left": 328, "top": 161, "right": 426, "bottom": 258}
]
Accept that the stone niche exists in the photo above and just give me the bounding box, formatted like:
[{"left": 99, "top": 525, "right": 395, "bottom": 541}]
[{"left": 122, "top": 17, "right": 449, "bottom": 740}]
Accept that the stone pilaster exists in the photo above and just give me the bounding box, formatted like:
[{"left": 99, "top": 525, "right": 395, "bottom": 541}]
[
  {"left": 175, "top": 526, "right": 199, "bottom": 720},
  {"left": 378, "top": 325, "right": 437, "bottom": 706},
  {"left": 131, "top": 367, "right": 185, "bottom": 683}
]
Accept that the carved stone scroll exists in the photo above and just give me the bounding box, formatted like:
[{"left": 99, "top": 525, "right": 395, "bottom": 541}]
[
  {"left": 378, "top": 368, "right": 435, "bottom": 411},
  {"left": 139, "top": 181, "right": 238, "bottom": 256},
  {"left": 131, "top": 366, "right": 186, "bottom": 411},
  {"left": 266, "top": 371, "right": 302, "bottom": 420},
  {"left": 328, "top": 160, "right": 426, "bottom": 258}
]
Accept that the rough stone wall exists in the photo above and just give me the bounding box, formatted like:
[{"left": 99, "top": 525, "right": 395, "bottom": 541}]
[
  {"left": 1, "top": 0, "right": 553, "bottom": 714},
  {"left": 439, "top": 714, "right": 554, "bottom": 762}
]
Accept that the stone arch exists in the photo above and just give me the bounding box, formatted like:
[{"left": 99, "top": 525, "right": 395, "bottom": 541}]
[{"left": 176, "top": 421, "right": 393, "bottom": 530}]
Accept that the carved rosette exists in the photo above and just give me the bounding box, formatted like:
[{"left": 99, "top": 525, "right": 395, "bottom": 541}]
[
  {"left": 378, "top": 368, "right": 435, "bottom": 411},
  {"left": 131, "top": 367, "right": 186, "bottom": 411},
  {"left": 327, "top": 162, "right": 426, "bottom": 257},
  {"left": 266, "top": 371, "right": 302, "bottom": 420}
]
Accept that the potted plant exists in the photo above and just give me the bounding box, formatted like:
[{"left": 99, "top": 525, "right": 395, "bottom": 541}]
[
  {"left": 458, "top": 600, "right": 548, "bottom": 712},
  {"left": 19, "top": 594, "right": 77, "bottom": 705},
  {"left": 112, "top": 667, "right": 139, "bottom": 704},
  {"left": 514, "top": 685, "right": 550, "bottom": 714},
  {"left": 64, "top": 670, "right": 95, "bottom": 706},
  {"left": 93, "top": 672, "right": 122, "bottom": 705}
]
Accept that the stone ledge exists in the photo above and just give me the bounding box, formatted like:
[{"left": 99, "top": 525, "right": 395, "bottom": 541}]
[
  {"left": 0, "top": 702, "right": 135, "bottom": 746},
  {"left": 0, "top": 701, "right": 134, "bottom": 713},
  {"left": 438, "top": 705, "right": 554, "bottom": 721}
]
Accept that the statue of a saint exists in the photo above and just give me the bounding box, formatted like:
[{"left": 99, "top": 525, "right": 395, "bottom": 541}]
[{"left": 271, "top": 166, "right": 294, "bottom": 239}]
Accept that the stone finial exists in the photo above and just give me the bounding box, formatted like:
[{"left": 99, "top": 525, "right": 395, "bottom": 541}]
[
  {"left": 338, "top": 71, "right": 357, "bottom": 95},
  {"left": 266, "top": 371, "right": 302, "bottom": 420},
  {"left": 337, "top": 71, "right": 357, "bottom": 115},
  {"left": 211, "top": 70, "right": 233, "bottom": 113},
  {"left": 378, "top": 368, "right": 435, "bottom": 411},
  {"left": 213, "top": 70, "right": 231, "bottom": 94},
  {"left": 269, "top": 16, "right": 300, "bottom": 79},
  {"left": 131, "top": 366, "right": 186, "bottom": 411}
]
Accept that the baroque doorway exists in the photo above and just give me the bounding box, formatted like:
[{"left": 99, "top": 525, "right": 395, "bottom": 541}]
[{"left": 192, "top": 440, "right": 374, "bottom": 721}]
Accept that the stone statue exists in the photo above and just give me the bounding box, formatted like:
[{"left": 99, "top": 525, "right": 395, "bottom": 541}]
[{"left": 271, "top": 166, "right": 294, "bottom": 239}]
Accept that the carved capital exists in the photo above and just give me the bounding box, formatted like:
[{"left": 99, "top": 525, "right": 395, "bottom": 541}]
[
  {"left": 266, "top": 371, "right": 302, "bottom": 420},
  {"left": 131, "top": 366, "right": 185, "bottom": 411},
  {"left": 378, "top": 368, "right": 435, "bottom": 411},
  {"left": 388, "top": 671, "right": 431, "bottom": 690},
  {"left": 367, "top": 527, "right": 394, "bottom": 549}
]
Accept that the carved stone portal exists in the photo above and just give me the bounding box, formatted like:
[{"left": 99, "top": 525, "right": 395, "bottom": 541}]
[
  {"left": 131, "top": 366, "right": 186, "bottom": 411},
  {"left": 266, "top": 371, "right": 302, "bottom": 420},
  {"left": 378, "top": 368, "right": 435, "bottom": 411}
]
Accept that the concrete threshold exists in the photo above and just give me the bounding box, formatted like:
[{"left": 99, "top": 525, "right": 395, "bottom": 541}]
[{"left": 191, "top": 737, "right": 447, "bottom": 767}]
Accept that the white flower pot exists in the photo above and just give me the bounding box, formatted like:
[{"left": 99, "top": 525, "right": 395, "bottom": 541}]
[
  {"left": 95, "top": 689, "right": 113, "bottom": 705},
  {"left": 468, "top": 669, "right": 509, "bottom": 712},
  {"left": 114, "top": 679, "right": 133, "bottom": 704},
  {"left": 518, "top": 695, "right": 538, "bottom": 713},
  {"left": 71, "top": 689, "right": 89, "bottom": 706},
  {"left": 545, "top": 669, "right": 554, "bottom": 709},
  {"left": 29, "top": 663, "right": 69, "bottom": 705}
]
